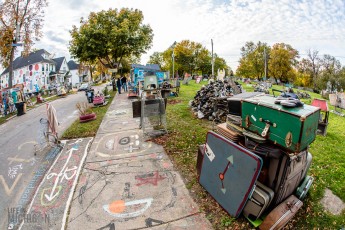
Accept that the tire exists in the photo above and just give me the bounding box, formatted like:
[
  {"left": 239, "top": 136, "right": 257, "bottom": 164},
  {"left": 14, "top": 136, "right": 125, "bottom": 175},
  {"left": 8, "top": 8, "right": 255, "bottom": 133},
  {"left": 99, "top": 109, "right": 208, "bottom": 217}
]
[{"left": 47, "top": 133, "right": 58, "bottom": 146}]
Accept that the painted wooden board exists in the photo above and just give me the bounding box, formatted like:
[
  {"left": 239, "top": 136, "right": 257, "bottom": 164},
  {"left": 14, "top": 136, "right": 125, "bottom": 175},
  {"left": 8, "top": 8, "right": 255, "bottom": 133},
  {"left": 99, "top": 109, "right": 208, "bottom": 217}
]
[{"left": 199, "top": 131, "right": 262, "bottom": 218}]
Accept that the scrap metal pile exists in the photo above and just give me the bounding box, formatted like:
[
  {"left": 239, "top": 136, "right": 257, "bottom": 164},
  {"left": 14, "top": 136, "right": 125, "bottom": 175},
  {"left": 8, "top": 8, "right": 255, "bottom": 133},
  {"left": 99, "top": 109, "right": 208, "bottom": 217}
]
[{"left": 190, "top": 79, "right": 242, "bottom": 122}]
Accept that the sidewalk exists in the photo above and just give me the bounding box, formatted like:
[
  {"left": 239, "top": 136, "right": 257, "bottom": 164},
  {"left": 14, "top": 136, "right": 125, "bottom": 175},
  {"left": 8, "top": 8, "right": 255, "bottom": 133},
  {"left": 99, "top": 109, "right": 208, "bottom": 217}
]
[{"left": 65, "top": 92, "right": 213, "bottom": 229}]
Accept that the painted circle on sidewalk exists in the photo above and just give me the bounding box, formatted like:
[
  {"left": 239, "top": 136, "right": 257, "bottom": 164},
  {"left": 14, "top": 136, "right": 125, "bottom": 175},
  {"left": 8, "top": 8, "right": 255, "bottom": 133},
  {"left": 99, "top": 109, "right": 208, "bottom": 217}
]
[{"left": 109, "top": 200, "right": 125, "bottom": 213}]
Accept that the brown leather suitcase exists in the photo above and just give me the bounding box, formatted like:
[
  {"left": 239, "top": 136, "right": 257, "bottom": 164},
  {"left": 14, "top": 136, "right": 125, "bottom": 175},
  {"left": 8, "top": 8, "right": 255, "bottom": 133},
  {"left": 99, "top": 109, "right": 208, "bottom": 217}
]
[
  {"left": 196, "top": 144, "right": 205, "bottom": 176},
  {"left": 260, "top": 195, "right": 303, "bottom": 230}
]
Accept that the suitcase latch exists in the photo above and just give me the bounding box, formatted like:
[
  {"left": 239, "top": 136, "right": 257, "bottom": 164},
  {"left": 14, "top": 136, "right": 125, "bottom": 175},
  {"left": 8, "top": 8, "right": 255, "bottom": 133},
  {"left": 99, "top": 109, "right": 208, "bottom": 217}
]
[{"left": 260, "top": 118, "right": 276, "bottom": 137}]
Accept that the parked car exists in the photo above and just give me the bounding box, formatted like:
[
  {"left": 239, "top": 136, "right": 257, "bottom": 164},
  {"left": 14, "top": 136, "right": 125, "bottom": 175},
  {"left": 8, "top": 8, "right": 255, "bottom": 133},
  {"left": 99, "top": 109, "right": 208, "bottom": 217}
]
[{"left": 78, "top": 83, "right": 91, "bottom": 91}]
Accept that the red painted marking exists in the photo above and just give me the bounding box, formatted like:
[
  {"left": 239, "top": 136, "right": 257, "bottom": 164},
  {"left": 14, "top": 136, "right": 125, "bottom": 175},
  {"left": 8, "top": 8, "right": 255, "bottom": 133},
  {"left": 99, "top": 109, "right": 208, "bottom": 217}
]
[{"left": 135, "top": 171, "right": 166, "bottom": 186}]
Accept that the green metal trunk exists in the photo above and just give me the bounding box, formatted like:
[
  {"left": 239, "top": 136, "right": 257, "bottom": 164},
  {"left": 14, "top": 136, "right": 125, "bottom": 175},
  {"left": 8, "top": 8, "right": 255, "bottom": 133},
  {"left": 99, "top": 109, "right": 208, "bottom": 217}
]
[{"left": 241, "top": 95, "right": 320, "bottom": 153}]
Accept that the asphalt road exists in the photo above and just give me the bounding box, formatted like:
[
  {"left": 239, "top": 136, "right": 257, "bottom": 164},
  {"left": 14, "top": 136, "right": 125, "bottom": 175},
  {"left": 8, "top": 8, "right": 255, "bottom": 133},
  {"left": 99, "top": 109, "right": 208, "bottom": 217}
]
[{"left": 0, "top": 89, "right": 92, "bottom": 228}]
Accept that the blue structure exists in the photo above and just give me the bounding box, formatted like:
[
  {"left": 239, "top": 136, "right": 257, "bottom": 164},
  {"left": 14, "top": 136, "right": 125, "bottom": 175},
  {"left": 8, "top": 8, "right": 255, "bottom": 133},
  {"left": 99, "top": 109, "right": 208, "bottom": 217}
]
[{"left": 131, "top": 64, "right": 168, "bottom": 86}]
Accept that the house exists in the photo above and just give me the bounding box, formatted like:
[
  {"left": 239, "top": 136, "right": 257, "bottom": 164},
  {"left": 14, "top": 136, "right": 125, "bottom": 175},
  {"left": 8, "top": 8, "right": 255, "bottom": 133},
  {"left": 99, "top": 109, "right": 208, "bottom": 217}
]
[
  {"left": 0, "top": 49, "right": 70, "bottom": 92},
  {"left": 50, "top": 57, "right": 71, "bottom": 88},
  {"left": 67, "top": 60, "right": 91, "bottom": 87}
]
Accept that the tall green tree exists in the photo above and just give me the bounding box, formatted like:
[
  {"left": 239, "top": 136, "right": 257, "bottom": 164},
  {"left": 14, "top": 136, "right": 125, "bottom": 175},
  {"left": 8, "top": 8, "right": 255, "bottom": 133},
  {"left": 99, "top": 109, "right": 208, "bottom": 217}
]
[
  {"left": 317, "top": 54, "right": 344, "bottom": 92},
  {"left": 269, "top": 43, "right": 299, "bottom": 83},
  {"left": 149, "top": 40, "right": 228, "bottom": 77},
  {"left": 0, "top": 0, "right": 48, "bottom": 88},
  {"left": 236, "top": 41, "right": 270, "bottom": 80},
  {"left": 214, "top": 55, "right": 229, "bottom": 76},
  {"left": 173, "top": 40, "right": 204, "bottom": 76},
  {"left": 148, "top": 51, "right": 163, "bottom": 68},
  {"left": 69, "top": 8, "right": 153, "bottom": 78}
]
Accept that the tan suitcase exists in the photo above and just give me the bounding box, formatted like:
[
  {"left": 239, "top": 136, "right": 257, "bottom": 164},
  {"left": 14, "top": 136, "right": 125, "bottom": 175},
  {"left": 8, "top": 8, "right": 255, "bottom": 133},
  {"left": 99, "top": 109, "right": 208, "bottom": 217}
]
[
  {"left": 216, "top": 122, "right": 242, "bottom": 142},
  {"left": 260, "top": 195, "right": 303, "bottom": 230}
]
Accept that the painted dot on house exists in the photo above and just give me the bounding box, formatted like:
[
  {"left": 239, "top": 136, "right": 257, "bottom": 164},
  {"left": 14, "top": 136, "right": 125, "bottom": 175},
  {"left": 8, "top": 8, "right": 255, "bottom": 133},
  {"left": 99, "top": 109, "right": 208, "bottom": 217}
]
[
  {"left": 35, "top": 64, "right": 39, "bottom": 71},
  {"left": 29, "top": 65, "right": 33, "bottom": 71},
  {"left": 109, "top": 200, "right": 125, "bottom": 213}
]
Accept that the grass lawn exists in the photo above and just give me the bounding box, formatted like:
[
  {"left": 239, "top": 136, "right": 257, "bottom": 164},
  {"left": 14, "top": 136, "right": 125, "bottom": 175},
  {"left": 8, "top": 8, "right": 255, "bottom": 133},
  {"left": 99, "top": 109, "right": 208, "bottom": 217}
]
[
  {"left": 61, "top": 90, "right": 115, "bottom": 139},
  {"left": 161, "top": 80, "right": 345, "bottom": 229}
]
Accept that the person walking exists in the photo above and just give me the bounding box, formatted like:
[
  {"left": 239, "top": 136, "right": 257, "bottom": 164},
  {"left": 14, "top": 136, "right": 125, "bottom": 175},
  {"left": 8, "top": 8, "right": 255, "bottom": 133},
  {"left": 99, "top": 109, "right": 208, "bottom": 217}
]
[
  {"left": 116, "top": 78, "right": 122, "bottom": 94},
  {"left": 121, "top": 76, "right": 128, "bottom": 92}
]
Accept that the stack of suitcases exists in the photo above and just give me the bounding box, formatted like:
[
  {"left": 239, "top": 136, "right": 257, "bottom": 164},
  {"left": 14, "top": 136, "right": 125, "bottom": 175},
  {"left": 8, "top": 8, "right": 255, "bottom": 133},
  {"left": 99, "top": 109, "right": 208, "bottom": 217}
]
[{"left": 197, "top": 92, "right": 320, "bottom": 229}]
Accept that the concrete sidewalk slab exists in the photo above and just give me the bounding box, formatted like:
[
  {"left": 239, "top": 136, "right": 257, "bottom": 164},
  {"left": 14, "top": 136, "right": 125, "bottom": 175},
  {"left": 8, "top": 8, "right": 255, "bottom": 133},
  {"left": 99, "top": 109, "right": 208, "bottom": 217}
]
[
  {"left": 66, "top": 92, "right": 213, "bottom": 229},
  {"left": 99, "top": 118, "right": 140, "bottom": 134}
]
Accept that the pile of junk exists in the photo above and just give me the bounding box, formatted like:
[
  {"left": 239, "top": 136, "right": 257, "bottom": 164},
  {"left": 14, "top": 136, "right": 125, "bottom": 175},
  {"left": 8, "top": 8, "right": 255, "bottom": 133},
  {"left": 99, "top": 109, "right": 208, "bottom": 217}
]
[
  {"left": 196, "top": 91, "right": 320, "bottom": 229},
  {"left": 190, "top": 79, "right": 242, "bottom": 122}
]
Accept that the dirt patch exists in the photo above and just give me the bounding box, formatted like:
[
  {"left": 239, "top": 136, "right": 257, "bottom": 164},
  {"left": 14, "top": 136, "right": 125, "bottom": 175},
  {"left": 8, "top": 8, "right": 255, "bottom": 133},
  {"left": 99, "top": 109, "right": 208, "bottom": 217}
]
[
  {"left": 320, "top": 188, "right": 345, "bottom": 215},
  {"left": 167, "top": 99, "right": 182, "bottom": 105}
]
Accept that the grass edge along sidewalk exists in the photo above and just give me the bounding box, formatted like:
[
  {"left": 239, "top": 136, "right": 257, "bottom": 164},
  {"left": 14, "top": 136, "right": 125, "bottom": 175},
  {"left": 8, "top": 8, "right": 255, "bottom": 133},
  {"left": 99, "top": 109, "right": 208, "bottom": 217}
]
[
  {"left": 62, "top": 90, "right": 115, "bottom": 139},
  {"left": 161, "top": 81, "right": 344, "bottom": 229}
]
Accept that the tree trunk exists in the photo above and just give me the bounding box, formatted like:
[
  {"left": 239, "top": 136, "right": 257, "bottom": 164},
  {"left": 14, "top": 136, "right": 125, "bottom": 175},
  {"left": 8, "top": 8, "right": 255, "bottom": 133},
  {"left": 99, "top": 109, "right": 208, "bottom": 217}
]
[{"left": 8, "top": 47, "right": 15, "bottom": 88}]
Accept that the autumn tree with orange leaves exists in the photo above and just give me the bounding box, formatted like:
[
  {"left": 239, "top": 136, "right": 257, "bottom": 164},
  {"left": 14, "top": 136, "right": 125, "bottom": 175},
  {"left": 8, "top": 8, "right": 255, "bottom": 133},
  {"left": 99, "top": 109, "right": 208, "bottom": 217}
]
[{"left": 0, "top": 0, "right": 48, "bottom": 88}]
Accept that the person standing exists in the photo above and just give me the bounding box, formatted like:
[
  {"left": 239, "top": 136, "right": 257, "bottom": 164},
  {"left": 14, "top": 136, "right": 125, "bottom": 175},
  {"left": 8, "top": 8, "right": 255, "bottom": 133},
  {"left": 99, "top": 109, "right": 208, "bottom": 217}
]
[
  {"left": 12, "top": 89, "right": 20, "bottom": 115},
  {"left": 16, "top": 90, "right": 25, "bottom": 116},
  {"left": 116, "top": 78, "right": 122, "bottom": 94},
  {"left": 121, "top": 76, "right": 128, "bottom": 92},
  {"left": 3, "top": 93, "right": 9, "bottom": 116}
]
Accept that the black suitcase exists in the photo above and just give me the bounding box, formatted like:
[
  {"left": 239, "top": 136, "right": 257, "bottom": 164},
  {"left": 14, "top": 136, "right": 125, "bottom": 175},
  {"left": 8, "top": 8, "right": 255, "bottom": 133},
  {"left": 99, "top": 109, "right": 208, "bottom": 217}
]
[
  {"left": 269, "top": 150, "right": 308, "bottom": 208},
  {"left": 227, "top": 92, "right": 264, "bottom": 116},
  {"left": 243, "top": 181, "right": 274, "bottom": 220}
]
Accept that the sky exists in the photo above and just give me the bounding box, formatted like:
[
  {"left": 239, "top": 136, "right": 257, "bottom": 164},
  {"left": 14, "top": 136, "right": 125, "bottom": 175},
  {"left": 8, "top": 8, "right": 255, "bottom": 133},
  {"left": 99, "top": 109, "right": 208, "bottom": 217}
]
[{"left": 6, "top": 0, "right": 345, "bottom": 72}]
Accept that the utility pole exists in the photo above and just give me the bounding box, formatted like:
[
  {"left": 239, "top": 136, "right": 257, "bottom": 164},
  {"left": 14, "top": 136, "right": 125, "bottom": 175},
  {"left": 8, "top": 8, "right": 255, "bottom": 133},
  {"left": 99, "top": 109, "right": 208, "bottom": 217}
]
[
  {"left": 170, "top": 41, "right": 176, "bottom": 80},
  {"left": 264, "top": 47, "right": 267, "bottom": 81},
  {"left": 211, "top": 39, "right": 214, "bottom": 79}
]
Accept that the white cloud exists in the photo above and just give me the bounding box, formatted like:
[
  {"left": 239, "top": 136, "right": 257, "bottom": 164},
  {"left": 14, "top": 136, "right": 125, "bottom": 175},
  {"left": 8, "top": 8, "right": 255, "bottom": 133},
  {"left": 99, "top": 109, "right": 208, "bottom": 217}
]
[{"left": 32, "top": 0, "right": 345, "bottom": 71}]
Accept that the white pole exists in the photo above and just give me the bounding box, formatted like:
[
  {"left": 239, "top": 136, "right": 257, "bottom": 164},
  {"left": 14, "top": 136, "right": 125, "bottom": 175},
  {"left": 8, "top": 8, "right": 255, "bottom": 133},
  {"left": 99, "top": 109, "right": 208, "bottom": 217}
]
[
  {"left": 264, "top": 47, "right": 267, "bottom": 81},
  {"left": 211, "top": 39, "right": 214, "bottom": 79}
]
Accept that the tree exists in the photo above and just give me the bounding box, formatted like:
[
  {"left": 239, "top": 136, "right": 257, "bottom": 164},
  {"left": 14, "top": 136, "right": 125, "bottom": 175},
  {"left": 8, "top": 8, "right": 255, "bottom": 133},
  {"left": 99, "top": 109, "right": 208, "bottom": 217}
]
[
  {"left": 69, "top": 8, "right": 153, "bottom": 78},
  {"left": 150, "top": 40, "right": 228, "bottom": 78},
  {"left": 236, "top": 41, "right": 270, "bottom": 80},
  {"left": 173, "top": 40, "right": 204, "bottom": 77},
  {"left": 0, "top": 0, "right": 48, "bottom": 88},
  {"left": 214, "top": 55, "right": 229, "bottom": 76},
  {"left": 307, "top": 49, "right": 321, "bottom": 89},
  {"left": 148, "top": 52, "right": 163, "bottom": 68},
  {"left": 268, "top": 43, "right": 299, "bottom": 83},
  {"left": 317, "top": 54, "right": 344, "bottom": 92}
]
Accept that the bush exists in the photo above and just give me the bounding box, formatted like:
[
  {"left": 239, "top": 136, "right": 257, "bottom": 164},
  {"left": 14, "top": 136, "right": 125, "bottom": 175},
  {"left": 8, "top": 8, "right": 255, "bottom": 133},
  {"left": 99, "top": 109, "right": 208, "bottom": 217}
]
[{"left": 102, "top": 87, "right": 109, "bottom": 96}]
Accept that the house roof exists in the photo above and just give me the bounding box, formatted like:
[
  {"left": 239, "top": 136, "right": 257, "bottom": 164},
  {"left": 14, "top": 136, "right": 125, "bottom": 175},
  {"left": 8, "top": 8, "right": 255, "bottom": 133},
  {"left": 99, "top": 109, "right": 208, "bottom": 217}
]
[
  {"left": 1, "top": 49, "right": 55, "bottom": 75},
  {"left": 52, "top": 57, "right": 65, "bottom": 72},
  {"left": 131, "top": 63, "right": 161, "bottom": 71},
  {"left": 67, "top": 60, "right": 79, "bottom": 70}
]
